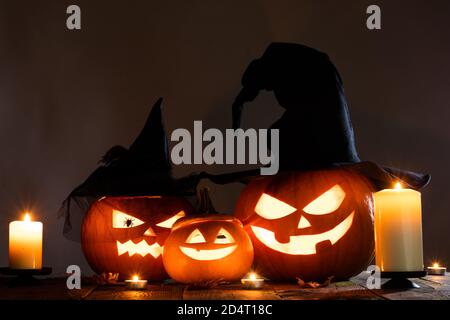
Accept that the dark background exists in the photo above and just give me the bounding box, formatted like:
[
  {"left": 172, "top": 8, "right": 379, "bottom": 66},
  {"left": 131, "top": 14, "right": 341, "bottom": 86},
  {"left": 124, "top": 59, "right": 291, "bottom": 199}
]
[{"left": 0, "top": 0, "right": 449, "bottom": 276}]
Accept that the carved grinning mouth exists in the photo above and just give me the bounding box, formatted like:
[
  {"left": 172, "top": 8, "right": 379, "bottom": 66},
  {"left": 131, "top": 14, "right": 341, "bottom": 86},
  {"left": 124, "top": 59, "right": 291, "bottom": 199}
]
[
  {"left": 179, "top": 245, "right": 237, "bottom": 261},
  {"left": 251, "top": 212, "right": 354, "bottom": 255},
  {"left": 117, "top": 240, "right": 163, "bottom": 258}
]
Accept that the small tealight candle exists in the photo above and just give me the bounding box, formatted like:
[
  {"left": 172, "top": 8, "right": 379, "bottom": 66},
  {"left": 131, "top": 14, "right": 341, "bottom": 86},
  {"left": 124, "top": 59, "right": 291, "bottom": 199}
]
[
  {"left": 125, "top": 275, "right": 147, "bottom": 290},
  {"left": 241, "top": 272, "right": 264, "bottom": 289},
  {"left": 427, "top": 263, "right": 447, "bottom": 276}
]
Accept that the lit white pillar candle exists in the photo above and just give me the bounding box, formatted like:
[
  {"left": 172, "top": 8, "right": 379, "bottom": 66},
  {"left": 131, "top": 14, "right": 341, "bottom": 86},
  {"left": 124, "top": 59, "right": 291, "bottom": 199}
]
[
  {"left": 374, "top": 183, "right": 424, "bottom": 272},
  {"left": 9, "top": 213, "right": 43, "bottom": 269}
]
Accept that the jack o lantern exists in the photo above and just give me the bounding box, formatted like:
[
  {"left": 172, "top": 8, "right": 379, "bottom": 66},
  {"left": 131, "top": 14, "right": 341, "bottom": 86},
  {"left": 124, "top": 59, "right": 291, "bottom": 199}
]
[
  {"left": 82, "top": 195, "right": 194, "bottom": 280},
  {"left": 162, "top": 215, "right": 254, "bottom": 284},
  {"left": 234, "top": 168, "right": 375, "bottom": 281}
]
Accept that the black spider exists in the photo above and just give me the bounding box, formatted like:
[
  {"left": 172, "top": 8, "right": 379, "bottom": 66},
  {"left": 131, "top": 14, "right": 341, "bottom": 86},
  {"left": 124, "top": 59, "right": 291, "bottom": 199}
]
[{"left": 123, "top": 218, "right": 135, "bottom": 228}]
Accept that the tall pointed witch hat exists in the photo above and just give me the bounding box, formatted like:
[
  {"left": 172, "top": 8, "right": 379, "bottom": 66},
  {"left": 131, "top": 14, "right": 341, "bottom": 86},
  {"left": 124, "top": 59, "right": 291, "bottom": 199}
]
[
  {"left": 58, "top": 98, "right": 200, "bottom": 240},
  {"left": 205, "top": 42, "right": 430, "bottom": 190}
]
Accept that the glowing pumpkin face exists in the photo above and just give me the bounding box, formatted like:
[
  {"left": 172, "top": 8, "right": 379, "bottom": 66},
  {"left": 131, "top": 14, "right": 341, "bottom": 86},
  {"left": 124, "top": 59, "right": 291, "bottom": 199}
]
[
  {"left": 81, "top": 196, "right": 194, "bottom": 280},
  {"left": 234, "top": 169, "right": 375, "bottom": 281},
  {"left": 162, "top": 215, "right": 254, "bottom": 283}
]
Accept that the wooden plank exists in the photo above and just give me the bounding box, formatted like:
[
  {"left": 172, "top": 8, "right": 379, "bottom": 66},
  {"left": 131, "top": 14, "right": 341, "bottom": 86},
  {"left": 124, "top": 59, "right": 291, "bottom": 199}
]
[
  {"left": 0, "top": 276, "right": 97, "bottom": 300},
  {"left": 182, "top": 283, "right": 281, "bottom": 300},
  {"left": 351, "top": 272, "right": 450, "bottom": 300},
  {"left": 273, "top": 281, "right": 382, "bottom": 300},
  {"left": 1, "top": 275, "right": 449, "bottom": 300},
  {"left": 183, "top": 289, "right": 281, "bottom": 300},
  {"left": 86, "top": 284, "right": 184, "bottom": 300}
]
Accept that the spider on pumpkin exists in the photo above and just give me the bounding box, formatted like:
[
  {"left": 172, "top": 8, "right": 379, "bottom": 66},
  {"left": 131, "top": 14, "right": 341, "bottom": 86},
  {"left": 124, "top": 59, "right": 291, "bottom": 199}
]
[{"left": 123, "top": 218, "right": 135, "bottom": 228}]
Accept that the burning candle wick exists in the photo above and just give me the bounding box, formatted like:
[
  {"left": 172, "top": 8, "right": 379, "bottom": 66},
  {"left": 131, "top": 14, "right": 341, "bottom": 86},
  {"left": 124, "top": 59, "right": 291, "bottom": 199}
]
[{"left": 427, "top": 261, "right": 446, "bottom": 275}]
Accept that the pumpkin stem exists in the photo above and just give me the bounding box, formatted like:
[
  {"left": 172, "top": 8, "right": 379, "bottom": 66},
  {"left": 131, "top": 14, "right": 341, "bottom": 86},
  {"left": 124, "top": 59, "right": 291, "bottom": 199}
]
[{"left": 196, "top": 187, "right": 218, "bottom": 214}]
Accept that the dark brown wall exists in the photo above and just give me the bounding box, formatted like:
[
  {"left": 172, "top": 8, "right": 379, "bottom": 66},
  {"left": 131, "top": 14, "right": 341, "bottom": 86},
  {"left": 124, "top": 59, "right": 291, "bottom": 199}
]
[{"left": 1, "top": 0, "right": 449, "bottom": 275}]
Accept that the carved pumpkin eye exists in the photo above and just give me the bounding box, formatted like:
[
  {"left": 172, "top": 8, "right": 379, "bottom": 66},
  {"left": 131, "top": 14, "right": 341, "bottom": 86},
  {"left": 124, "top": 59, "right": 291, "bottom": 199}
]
[
  {"left": 156, "top": 210, "right": 186, "bottom": 228},
  {"left": 214, "top": 228, "right": 235, "bottom": 244},
  {"left": 255, "top": 193, "right": 297, "bottom": 219},
  {"left": 186, "top": 229, "right": 206, "bottom": 244},
  {"left": 303, "top": 184, "right": 346, "bottom": 215},
  {"left": 112, "top": 210, "right": 145, "bottom": 228}
]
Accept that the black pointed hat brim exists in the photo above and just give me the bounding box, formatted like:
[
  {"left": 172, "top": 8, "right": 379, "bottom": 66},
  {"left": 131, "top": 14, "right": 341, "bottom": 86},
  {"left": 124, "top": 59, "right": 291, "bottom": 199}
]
[{"left": 202, "top": 161, "right": 430, "bottom": 191}]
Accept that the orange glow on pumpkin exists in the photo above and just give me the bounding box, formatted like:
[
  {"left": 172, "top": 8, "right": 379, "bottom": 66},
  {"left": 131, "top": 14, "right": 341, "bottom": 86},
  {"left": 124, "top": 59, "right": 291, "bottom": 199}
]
[
  {"left": 156, "top": 210, "right": 186, "bottom": 228},
  {"left": 255, "top": 193, "right": 296, "bottom": 219},
  {"left": 180, "top": 227, "right": 237, "bottom": 260},
  {"left": 251, "top": 212, "right": 355, "bottom": 255},
  {"left": 116, "top": 240, "right": 163, "bottom": 258},
  {"left": 179, "top": 245, "right": 238, "bottom": 261},
  {"left": 112, "top": 210, "right": 145, "bottom": 228},
  {"left": 162, "top": 215, "right": 254, "bottom": 284},
  {"left": 303, "top": 184, "right": 346, "bottom": 215}
]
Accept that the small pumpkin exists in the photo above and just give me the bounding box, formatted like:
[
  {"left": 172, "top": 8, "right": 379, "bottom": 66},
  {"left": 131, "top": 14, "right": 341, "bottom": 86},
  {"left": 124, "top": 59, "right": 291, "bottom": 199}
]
[
  {"left": 81, "top": 195, "right": 194, "bottom": 280},
  {"left": 162, "top": 215, "right": 254, "bottom": 284},
  {"left": 234, "top": 168, "right": 375, "bottom": 281}
]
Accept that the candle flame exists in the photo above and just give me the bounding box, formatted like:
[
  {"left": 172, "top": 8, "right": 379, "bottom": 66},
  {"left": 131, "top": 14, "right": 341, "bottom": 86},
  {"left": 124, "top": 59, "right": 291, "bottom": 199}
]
[
  {"left": 24, "top": 213, "right": 31, "bottom": 222},
  {"left": 394, "top": 182, "right": 402, "bottom": 190},
  {"left": 132, "top": 275, "right": 139, "bottom": 281},
  {"left": 249, "top": 273, "right": 257, "bottom": 280},
  {"left": 433, "top": 262, "right": 440, "bottom": 268}
]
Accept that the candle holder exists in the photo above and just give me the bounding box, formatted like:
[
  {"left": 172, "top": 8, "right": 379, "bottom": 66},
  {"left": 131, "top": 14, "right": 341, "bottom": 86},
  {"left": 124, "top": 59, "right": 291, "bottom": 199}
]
[
  {"left": 125, "top": 278, "right": 148, "bottom": 290},
  {"left": 241, "top": 273, "right": 265, "bottom": 289},
  {"left": 0, "top": 267, "right": 52, "bottom": 286},
  {"left": 427, "top": 265, "right": 446, "bottom": 276},
  {"left": 380, "top": 271, "right": 427, "bottom": 289}
]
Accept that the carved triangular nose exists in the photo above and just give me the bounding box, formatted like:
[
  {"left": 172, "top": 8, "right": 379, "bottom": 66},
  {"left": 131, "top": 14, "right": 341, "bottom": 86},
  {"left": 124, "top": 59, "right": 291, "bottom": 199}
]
[
  {"left": 144, "top": 227, "right": 156, "bottom": 237},
  {"left": 298, "top": 216, "right": 311, "bottom": 229}
]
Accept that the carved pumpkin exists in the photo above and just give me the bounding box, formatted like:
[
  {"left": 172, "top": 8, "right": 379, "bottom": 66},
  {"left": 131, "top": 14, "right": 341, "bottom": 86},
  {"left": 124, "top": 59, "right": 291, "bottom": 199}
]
[
  {"left": 81, "top": 196, "right": 194, "bottom": 280},
  {"left": 234, "top": 168, "right": 375, "bottom": 281},
  {"left": 162, "top": 215, "right": 254, "bottom": 283}
]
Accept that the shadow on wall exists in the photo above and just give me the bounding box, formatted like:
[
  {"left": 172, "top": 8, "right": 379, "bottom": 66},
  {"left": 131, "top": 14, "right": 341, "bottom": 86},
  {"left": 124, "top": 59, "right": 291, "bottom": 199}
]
[{"left": 0, "top": 0, "right": 272, "bottom": 276}]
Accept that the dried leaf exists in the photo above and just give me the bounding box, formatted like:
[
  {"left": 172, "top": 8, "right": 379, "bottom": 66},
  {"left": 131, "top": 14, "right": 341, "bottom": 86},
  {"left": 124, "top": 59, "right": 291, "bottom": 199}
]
[
  {"left": 186, "top": 279, "right": 230, "bottom": 289},
  {"left": 296, "top": 276, "right": 334, "bottom": 288},
  {"left": 92, "top": 272, "right": 120, "bottom": 285}
]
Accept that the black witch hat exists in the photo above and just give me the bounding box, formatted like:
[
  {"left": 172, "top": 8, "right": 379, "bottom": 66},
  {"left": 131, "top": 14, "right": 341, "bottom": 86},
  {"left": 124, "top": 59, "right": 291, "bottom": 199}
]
[
  {"left": 205, "top": 42, "right": 430, "bottom": 190},
  {"left": 58, "top": 98, "right": 200, "bottom": 240}
]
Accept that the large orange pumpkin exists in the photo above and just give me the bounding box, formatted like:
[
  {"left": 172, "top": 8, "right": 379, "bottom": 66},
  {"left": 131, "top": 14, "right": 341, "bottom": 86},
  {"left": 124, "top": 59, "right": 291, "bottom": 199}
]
[
  {"left": 162, "top": 215, "right": 254, "bottom": 284},
  {"left": 234, "top": 168, "right": 375, "bottom": 281},
  {"left": 81, "top": 196, "right": 193, "bottom": 280}
]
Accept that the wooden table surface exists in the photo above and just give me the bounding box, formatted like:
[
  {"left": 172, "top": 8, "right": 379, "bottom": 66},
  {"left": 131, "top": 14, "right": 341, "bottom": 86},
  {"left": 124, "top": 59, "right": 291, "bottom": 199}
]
[{"left": 1, "top": 272, "right": 449, "bottom": 300}]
